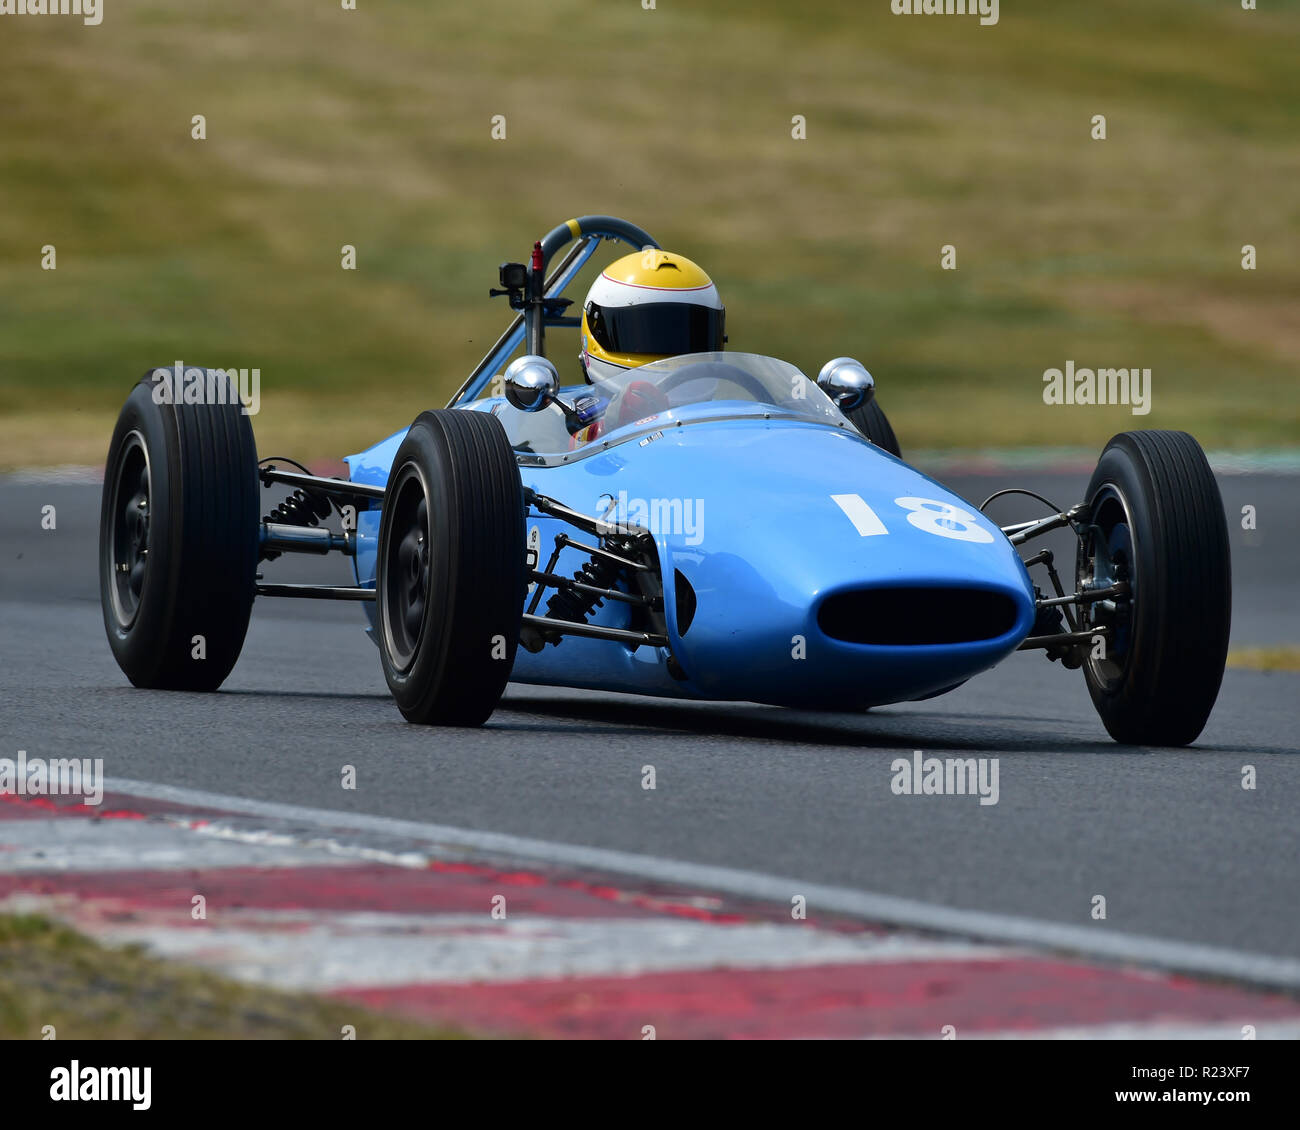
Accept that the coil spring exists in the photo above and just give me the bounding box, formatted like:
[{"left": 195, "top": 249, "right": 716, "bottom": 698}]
[
  {"left": 264, "top": 488, "right": 332, "bottom": 529},
  {"left": 546, "top": 556, "right": 618, "bottom": 624}
]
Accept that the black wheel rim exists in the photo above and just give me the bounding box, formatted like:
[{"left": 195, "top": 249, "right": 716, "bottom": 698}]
[
  {"left": 107, "top": 431, "right": 152, "bottom": 628},
  {"left": 381, "top": 467, "right": 432, "bottom": 672},
  {"left": 1078, "top": 483, "right": 1136, "bottom": 692}
]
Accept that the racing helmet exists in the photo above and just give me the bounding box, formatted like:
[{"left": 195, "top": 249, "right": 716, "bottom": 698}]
[{"left": 579, "top": 250, "right": 725, "bottom": 383}]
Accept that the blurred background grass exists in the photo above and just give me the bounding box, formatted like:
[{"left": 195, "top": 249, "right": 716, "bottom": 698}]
[{"left": 1, "top": 0, "right": 1296, "bottom": 468}]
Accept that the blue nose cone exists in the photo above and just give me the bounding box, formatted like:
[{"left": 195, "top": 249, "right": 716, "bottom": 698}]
[{"left": 615, "top": 421, "right": 1038, "bottom": 707}]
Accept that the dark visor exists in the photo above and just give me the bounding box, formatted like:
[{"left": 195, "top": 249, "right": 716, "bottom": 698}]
[{"left": 586, "top": 301, "right": 725, "bottom": 356}]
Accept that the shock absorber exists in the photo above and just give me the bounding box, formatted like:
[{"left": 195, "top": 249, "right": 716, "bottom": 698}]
[
  {"left": 265, "top": 488, "right": 332, "bottom": 528},
  {"left": 261, "top": 489, "right": 332, "bottom": 560},
  {"left": 546, "top": 556, "right": 619, "bottom": 624}
]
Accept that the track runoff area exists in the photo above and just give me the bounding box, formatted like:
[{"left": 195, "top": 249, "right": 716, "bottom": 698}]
[{"left": 2, "top": 773, "right": 1296, "bottom": 1115}]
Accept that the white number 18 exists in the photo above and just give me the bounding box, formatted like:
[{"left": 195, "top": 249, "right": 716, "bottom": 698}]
[{"left": 831, "top": 494, "right": 994, "bottom": 543}]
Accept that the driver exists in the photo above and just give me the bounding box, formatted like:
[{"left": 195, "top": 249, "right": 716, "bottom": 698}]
[
  {"left": 580, "top": 250, "right": 726, "bottom": 383},
  {"left": 572, "top": 250, "right": 726, "bottom": 444}
]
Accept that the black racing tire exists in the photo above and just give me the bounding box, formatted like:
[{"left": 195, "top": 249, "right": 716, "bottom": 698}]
[
  {"left": 376, "top": 409, "right": 526, "bottom": 725},
  {"left": 847, "top": 399, "right": 901, "bottom": 457},
  {"left": 99, "top": 369, "right": 259, "bottom": 690},
  {"left": 1076, "top": 430, "right": 1231, "bottom": 746}
]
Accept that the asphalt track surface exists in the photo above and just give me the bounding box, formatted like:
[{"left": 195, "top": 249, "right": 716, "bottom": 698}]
[{"left": 2, "top": 470, "right": 1297, "bottom": 968}]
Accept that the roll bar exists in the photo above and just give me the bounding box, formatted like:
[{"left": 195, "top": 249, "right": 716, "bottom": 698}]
[{"left": 448, "top": 216, "right": 659, "bottom": 407}]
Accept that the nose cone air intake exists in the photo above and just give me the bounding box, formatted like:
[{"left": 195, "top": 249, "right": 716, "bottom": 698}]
[{"left": 817, "top": 586, "right": 1022, "bottom": 646}]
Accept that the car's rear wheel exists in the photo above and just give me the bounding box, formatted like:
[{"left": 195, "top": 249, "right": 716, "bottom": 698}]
[
  {"left": 99, "top": 369, "right": 259, "bottom": 690},
  {"left": 847, "top": 400, "right": 901, "bottom": 458},
  {"left": 376, "top": 409, "right": 526, "bottom": 725},
  {"left": 1076, "top": 430, "right": 1230, "bottom": 745}
]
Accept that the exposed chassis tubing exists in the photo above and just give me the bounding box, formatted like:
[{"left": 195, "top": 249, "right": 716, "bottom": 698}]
[
  {"left": 521, "top": 488, "right": 671, "bottom": 651},
  {"left": 255, "top": 466, "right": 381, "bottom": 601},
  {"left": 254, "top": 472, "right": 672, "bottom": 653}
]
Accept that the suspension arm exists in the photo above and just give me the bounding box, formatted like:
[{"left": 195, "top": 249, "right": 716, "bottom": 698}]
[
  {"left": 1017, "top": 627, "right": 1110, "bottom": 652},
  {"left": 524, "top": 488, "right": 652, "bottom": 541},
  {"left": 530, "top": 570, "right": 660, "bottom": 608},
  {"left": 1035, "top": 582, "right": 1130, "bottom": 609},
  {"left": 1002, "top": 504, "right": 1089, "bottom": 546},
  {"left": 256, "top": 583, "right": 375, "bottom": 602},
  {"left": 520, "top": 613, "right": 667, "bottom": 648},
  {"left": 259, "top": 467, "right": 385, "bottom": 501}
]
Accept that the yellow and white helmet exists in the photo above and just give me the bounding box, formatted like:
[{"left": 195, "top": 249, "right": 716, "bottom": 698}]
[{"left": 579, "top": 250, "right": 725, "bottom": 383}]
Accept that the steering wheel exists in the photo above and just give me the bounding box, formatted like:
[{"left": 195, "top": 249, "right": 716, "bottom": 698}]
[{"left": 655, "top": 362, "right": 775, "bottom": 405}]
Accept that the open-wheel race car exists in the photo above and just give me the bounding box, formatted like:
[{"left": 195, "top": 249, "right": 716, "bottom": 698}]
[{"left": 99, "top": 216, "right": 1232, "bottom": 745}]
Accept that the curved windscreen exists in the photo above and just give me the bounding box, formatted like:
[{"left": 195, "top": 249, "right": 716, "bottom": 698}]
[{"left": 499, "top": 352, "right": 846, "bottom": 458}]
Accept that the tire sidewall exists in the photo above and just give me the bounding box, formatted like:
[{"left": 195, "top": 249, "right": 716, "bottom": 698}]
[
  {"left": 99, "top": 379, "right": 184, "bottom": 685},
  {"left": 1082, "top": 441, "right": 1164, "bottom": 719},
  {"left": 376, "top": 421, "right": 455, "bottom": 714}
]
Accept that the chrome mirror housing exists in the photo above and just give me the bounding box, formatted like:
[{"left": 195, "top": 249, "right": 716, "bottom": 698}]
[
  {"left": 503, "top": 355, "right": 559, "bottom": 413},
  {"left": 817, "top": 357, "right": 875, "bottom": 412}
]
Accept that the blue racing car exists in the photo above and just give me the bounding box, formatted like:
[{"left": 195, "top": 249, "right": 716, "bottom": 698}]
[{"left": 99, "top": 216, "right": 1232, "bottom": 745}]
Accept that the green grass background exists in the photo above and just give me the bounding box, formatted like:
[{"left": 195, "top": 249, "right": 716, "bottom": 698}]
[{"left": 1, "top": 0, "right": 1296, "bottom": 467}]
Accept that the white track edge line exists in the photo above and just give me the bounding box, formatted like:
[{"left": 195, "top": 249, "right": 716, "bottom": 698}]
[
  {"left": 872, "top": 1018, "right": 1300, "bottom": 1041},
  {"left": 104, "top": 776, "right": 1300, "bottom": 990}
]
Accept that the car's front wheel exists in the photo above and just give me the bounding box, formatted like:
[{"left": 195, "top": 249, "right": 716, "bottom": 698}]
[
  {"left": 376, "top": 409, "right": 526, "bottom": 725},
  {"left": 1076, "top": 430, "right": 1231, "bottom": 745}
]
